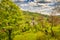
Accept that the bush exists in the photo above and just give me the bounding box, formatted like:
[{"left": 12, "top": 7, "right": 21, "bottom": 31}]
[
  {"left": 13, "top": 32, "right": 36, "bottom": 40},
  {"left": 13, "top": 32, "right": 48, "bottom": 40}
]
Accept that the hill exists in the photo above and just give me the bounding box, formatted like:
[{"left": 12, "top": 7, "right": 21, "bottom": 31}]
[{"left": 0, "top": 0, "right": 60, "bottom": 40}]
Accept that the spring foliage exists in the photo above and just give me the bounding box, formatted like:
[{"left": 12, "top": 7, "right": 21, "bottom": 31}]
[
  {"left": 0, "top": 0, "right": 23, "bottom": 29},
  {"left": 0, "top": 0, "right": 60, "bottom": 40},
  {"left": 0, "top": 0, "right": 23, "bottom": 40}
]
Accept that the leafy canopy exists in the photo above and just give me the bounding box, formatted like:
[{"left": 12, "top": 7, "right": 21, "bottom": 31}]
[{"left": 0, "top": 0, "right": 23, "bottom": 29}]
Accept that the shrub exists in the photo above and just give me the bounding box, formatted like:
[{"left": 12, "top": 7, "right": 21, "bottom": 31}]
[{"left": 13, "top": 33, "right": 36, "bottom": 40}]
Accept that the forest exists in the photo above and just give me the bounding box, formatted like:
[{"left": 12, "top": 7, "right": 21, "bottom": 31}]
[{"left": 0, "top": 0, "right": 60, "bottom": 40}]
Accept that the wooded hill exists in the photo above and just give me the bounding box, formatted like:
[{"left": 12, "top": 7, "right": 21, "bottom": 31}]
[{"left": 0, "top": 0, "right": 60, "bottom": 40}]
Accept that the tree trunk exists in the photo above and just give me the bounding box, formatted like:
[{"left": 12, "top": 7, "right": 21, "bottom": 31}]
[
  {"left": 8, "top": 29, "right": 12, "bottom": 40},
  {"left": 51, "top": 16, "right": 55, "bottom": 37}
]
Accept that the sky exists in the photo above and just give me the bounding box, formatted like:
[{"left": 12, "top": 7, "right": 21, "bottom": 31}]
[{"left": 12, "top": 0, "right": 58, "bottom": 2}]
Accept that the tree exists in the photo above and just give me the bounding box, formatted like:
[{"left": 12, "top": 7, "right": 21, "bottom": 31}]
[
  {"left": 48, "top": 7, "right": 60, "bottom": 36},
  {"left": 0, "top": 0, "right": 23, "bottom": 40}
]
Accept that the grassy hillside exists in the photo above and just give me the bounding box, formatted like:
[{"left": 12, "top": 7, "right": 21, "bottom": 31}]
[
  {"left": 0, "top": 0, "right": 60, "bottom": 40},
  {"left": 13, "top": 11, "right": 60, "bottom": 40}
]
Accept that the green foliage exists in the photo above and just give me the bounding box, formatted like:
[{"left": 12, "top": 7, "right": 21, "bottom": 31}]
[
  {"left": 13, "top": 33, "right": 36, "bottom": 40},
  {"left": 0, "top": 0, "right": 60, "bottom": 40},
  {"left": 0, "top": 0, "right": 23, "bottom": 40},
  {"left": 0, "top": 0, "right": 22, "bottom": 28},
  {"left": 13, "top": 32, "right": 58, "bottom": 40}
]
